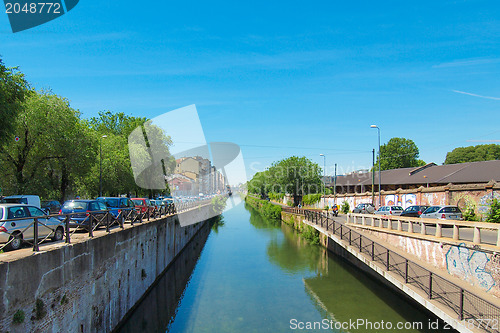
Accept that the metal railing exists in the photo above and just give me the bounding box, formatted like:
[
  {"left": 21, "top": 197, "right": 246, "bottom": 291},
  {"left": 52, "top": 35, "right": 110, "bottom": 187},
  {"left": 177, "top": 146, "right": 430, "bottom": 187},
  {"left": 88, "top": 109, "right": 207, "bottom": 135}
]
[
  {"left": 0, "top": 200, "right": 212, "bottom": 253},
  {"left": 286, "top": 209, "right": 500, "bottom": 332},
  {"left": 347, "top": 213, "right": 500, "bottom": 247}
]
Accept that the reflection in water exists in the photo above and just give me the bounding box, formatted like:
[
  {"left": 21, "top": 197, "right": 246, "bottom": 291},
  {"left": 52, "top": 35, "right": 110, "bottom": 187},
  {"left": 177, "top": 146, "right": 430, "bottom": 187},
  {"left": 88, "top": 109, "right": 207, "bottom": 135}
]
[
  {"left": 211, "top": 215, "right": 225, "bottom": 234},
  {"left": 115, "top": 221, "right": 211, "bottom": 333},
  {"left": 117, "top": 198, "right": 451, "bottom": 333}
]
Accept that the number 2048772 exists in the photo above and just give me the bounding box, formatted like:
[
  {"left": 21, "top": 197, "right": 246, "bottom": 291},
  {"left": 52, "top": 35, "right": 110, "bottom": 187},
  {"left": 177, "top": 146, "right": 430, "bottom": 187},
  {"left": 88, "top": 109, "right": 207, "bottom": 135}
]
[{"left": 5, "top": 2, "right": 62, "bottom": 14}]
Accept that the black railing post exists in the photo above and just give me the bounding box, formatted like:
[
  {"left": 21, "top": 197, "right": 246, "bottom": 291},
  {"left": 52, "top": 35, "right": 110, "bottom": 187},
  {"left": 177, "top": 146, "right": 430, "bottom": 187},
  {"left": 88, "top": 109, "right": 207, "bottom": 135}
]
[
  {"left": 65, "top": 216, "right": 70, "bottom": 243},
  {"left": 106, "top": 211, "right": 110, "bottom": 233},
  {"left": 371, "top": 241, "right": 375, "bottom": 261},
  {"left": 359, "top": 235, "right": 362, "bottom": 252},
  {"left": 429, "top": 272, "right": 433, "bottom": 299},
  {"left": 88, "top": 214, "right": 94, "bottom": 237},
  {"left": 340, "top": 225, "right": 343, "bottom": 240},
  {"left": 349, "top": 229, "right": 352, "bottom": 245},
  {"left": 386, "top": 249, "right": 390, "bottom": 271},
  {"left": 33, "top": 217, "right": 39, "bottom": 252},
  {"left": 131, "top": 209, "right": 135, "bottom": 226},
  {"left": 459, "top": 289, "right": 464, "bottom": 320},
  {"left": 405, "top": 259, "right": 408, "bottom": 283}
]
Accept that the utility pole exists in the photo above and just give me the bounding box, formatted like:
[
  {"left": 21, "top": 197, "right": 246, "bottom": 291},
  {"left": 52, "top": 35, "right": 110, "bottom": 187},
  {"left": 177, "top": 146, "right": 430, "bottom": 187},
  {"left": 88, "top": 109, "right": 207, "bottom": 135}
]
[
  {"left": 372, "top": 149, "right": 375, "bottom": 205},
  {"left": 334, "top": 163, "right": 337, "bottom": 205}
]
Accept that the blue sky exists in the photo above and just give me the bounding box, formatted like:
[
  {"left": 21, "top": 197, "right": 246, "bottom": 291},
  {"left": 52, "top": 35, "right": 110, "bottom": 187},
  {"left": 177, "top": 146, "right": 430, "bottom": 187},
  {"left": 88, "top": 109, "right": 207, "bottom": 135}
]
[{"left": 1, "top": 0, "right": 500, "bottom": 179}]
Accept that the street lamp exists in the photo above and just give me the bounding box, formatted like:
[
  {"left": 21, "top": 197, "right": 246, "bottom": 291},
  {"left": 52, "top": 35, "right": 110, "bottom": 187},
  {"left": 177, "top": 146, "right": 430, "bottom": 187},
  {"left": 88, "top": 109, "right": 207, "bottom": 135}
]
[
  {"left": 99, "top": 135, "right": 107, "bottom": 197},
  {"left": 319, "top": 154, "right": 326, "bottom": 195},
  {"left": 370, "top": 125, "right": 381, "bottom": 207}
]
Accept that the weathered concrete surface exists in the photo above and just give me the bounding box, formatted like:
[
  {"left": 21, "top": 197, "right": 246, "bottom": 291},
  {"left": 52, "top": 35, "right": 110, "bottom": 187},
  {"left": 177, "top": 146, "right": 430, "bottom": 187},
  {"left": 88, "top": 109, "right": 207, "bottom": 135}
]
[
  {"left": 0, "top": 207, "right": 210, "bottom": 333},
  {"left": 350, "top": 225, "right": 500, "bottom": 298},
  {"left": 115, "top": 220, "right": 211, "bottom": 333}
]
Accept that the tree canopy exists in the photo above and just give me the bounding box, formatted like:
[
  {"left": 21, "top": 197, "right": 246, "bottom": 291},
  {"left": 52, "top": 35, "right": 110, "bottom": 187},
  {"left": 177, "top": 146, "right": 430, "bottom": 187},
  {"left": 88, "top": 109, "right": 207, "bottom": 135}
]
[
  {"left": 248, "top": 156, "right": 322, "bottom": 205},
  {"left": 376, "top": 137, "right": 425, "bottom": 171},
  {"left": 0, "top": 58, "right": 173, "bottom": 201},
  {"left": 0, "top": 58, "right": 30, "bottom": 143},
  {"left": 444, "top": 144, "right": 500, "bottom": 164}
]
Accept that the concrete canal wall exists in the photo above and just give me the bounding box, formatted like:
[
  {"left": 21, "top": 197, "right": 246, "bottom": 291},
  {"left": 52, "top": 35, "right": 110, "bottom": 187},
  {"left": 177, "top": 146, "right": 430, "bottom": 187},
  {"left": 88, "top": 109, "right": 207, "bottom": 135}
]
[
  {"left": 0, "top": 207, "right": 211, "bottom": 333},
  {"left": 354, "top": 226, "right": 500, "bottom": 298}
]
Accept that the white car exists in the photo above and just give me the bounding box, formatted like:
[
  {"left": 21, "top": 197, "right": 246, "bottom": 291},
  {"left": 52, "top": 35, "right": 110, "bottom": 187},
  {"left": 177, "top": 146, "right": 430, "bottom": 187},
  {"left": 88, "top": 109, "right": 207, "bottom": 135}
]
[
  {"left": 375, "top": 205, "right": 404, "bottom": 216},
  {"left": 420, "top": 206, "right": 463, "bottom": 220},
  {"left": 0, "top": 203, "right": 65, "bottom": 251}
]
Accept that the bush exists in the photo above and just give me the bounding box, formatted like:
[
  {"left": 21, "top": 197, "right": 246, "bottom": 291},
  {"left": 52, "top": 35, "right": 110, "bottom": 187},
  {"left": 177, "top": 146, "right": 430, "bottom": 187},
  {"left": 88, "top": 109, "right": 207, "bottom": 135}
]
[
  {"left": 211, "top": 195, "right": 228, "bottom": 215},
  {"left": 301, "top": 225, "right": 320, "bottom": 245},
  {"left": 486, "top": 199, "right": 500, "bottom": 223},
  {"left": 268, "top": 192, "right": 284, "bottom": 202},
  {"left": 341, "top": 201, "right": 350, "bottom": 214},
  {"left": 302, "top": 193, "right": 322, "bottom": 206},
  {"left": 13, "top": 310, "right": 25, "bottom": 324},
  {"left": 463, "top": 202, "right": 479, "bottom": 221}
]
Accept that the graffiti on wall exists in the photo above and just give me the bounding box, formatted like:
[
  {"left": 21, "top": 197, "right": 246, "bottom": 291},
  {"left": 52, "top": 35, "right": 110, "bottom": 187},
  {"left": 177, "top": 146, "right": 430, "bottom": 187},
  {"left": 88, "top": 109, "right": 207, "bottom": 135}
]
[
  {"left": 446, "top": 244, "right": 495, "bottom": 292},
  {"left": 401, "top": 194, "right": 417, "bottom": 209},
  {"left": 478, "top": 192, "right": 500, "bottom": 213}
]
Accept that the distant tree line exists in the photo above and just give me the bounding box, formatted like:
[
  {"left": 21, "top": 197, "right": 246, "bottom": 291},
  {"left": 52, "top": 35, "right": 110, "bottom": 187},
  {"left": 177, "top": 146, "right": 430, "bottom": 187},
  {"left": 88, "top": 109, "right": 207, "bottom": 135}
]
[{"left": 0, "top": 58, "right": 173, "bottom": 202}]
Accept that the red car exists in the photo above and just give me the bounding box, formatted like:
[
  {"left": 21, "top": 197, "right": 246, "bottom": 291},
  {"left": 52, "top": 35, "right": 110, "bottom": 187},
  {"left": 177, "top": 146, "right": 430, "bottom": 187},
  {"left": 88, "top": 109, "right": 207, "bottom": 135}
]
[{"left": 131, "top": 198, "right": 154, "bottom": 216}]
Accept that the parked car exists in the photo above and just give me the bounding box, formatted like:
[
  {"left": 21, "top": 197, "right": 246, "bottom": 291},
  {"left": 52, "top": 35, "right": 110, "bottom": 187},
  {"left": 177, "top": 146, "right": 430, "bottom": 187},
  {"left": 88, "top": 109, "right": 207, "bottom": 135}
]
[
  {"left": 420, "top": 206, "right": 463, "bottom": 220},
  {"left": 2, "top": 195, "right": 41, "bottom": 208},
  {"left": 400, "top": 205, "right": 430, "bottom": 218},
  {"left": 352, "top": 203, "right": 375, "bottom": 214},
  {"left": 59, "top": 200, "right": 108, "bottom": 230},
  {"left": 41, "top": 200, "right": 61, "bottom": 215},
  {"left": 131, "top": 198, "right": 154, "bottom": 216},
  {"left": 0, "top": 203, "right": 65, "bottom": 250},
  {"left": 97, "top": 197, "right": 135, "bottom": 222},
  {"left": 375, "top": 206, "right": 404, "bottom": 216}
]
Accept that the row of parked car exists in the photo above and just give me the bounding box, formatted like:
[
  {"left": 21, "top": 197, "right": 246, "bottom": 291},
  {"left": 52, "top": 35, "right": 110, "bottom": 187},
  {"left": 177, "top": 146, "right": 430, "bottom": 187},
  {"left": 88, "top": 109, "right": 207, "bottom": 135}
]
[
  {"left": 0, "top": 195, "right": 177, "bottom": 251},
  {"left": 352, "top": 203, "right": 463, "bottom": 220}
]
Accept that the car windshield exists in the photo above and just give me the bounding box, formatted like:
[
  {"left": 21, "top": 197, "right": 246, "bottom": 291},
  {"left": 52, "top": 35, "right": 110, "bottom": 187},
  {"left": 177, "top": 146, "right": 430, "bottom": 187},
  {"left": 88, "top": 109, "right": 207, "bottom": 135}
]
[
  {"left": 41, "top": 201, "right": 50, "bottom": 207},
  {"left": 0, "top": 207, "right": 3, "bottom": 220},
  {"left": 132, "top": 199, "right": 143, "bottom": 205},
  {"left": 102, "top": 199, "right": 119, "bottom": 207},
  {"left": 423, "top": 206, "right": 440, "bottom": 214},
  {"left": 63, "top": 201, "right": 87, "bottom": 210},
  {"left": 392, "top": 206, "right": 403, "bottom": 210}
]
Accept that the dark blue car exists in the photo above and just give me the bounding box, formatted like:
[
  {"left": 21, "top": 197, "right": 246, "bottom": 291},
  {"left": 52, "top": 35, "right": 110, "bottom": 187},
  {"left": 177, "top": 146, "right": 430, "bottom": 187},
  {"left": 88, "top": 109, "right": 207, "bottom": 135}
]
[
  {"left": 96, "top": 197, "right": 135, "bottom": 223},
  {"left": 59, "top": 200, "right": 108, "bottom": 229}
]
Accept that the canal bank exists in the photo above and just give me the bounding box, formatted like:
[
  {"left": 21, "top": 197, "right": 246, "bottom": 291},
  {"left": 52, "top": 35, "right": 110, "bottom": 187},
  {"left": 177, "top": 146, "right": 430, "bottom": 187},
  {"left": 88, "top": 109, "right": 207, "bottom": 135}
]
[
  {"left": 117, "top": 195, "right": 448, "bottom": 332},
  {"left": 0, "top": 206, "right": 213, "bottom": 333}
]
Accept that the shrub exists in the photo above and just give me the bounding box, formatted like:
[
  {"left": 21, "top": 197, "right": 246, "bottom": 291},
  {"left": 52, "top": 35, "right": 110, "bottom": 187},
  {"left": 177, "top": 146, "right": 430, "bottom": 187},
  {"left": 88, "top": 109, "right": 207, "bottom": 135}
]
[
  {"left": 302, "top": 193, "right": 322, "bottom": 206},
  {"left": 341, "top": 201, "right": 350, "bottom": 214},
  {"left": 301, "top": 225, "right": 320, "bottom": 245},
  {"left": 486, "top": 199, "right": 500, "bottom": 223},
  {"left": 13, "top": 310, "right": 25, "bottom": 324},
  {"left": 463, "top": 202, "right": 479, "bottom": 221}
]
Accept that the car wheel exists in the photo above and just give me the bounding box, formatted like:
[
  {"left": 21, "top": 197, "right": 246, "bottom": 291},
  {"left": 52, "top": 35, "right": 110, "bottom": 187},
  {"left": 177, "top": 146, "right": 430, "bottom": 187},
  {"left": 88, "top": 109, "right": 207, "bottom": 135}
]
[
  {"left": 52, "top": 227, "right": 64, "bottom": 241},
  {"left": 7, "top": 233, "right": 23, "bottom": 251}
]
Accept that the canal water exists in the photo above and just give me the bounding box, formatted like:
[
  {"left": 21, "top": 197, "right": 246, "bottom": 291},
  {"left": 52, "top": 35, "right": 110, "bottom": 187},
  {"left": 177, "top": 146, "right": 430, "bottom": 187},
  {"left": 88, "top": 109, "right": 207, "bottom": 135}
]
[{"left": 117, "top": 196, "right": 449, "bottom": 333}]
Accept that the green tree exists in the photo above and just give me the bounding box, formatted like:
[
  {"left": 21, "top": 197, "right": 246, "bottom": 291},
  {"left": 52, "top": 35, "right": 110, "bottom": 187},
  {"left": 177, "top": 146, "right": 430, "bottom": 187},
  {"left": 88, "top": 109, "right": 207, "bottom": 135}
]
[
  {"left": 486, "top": 199, "right": 500, "bottom": 223},
  {"left": 444, "top": 144, "right": 500, "bottom": 164},
  {"left": 88, "top": 111, "right": 174, "bottom": 198},
  {"left": 0, "top": 58, "right": 30, "bottom": 143},
  {"left": 375, "top": 137, "right": 425, "bottom": 171},
  {"left": 0, "top": 91, "right": 95, "bottom": 201},
  {"left": 267, "top": 156, "right": 322, "bottom": 205}
]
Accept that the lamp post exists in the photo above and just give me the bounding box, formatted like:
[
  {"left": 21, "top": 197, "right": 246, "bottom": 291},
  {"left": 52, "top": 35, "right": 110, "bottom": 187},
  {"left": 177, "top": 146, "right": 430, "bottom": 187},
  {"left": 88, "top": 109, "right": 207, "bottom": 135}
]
[
  {"left": 319, "top": 154, "right": 326, "bottom": 195},
  {"left": 370, "top": 125, "right": 381, "bottom": 207},
  {"left": 99, "top": 135, "right": 107, "bottom": 197}
]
